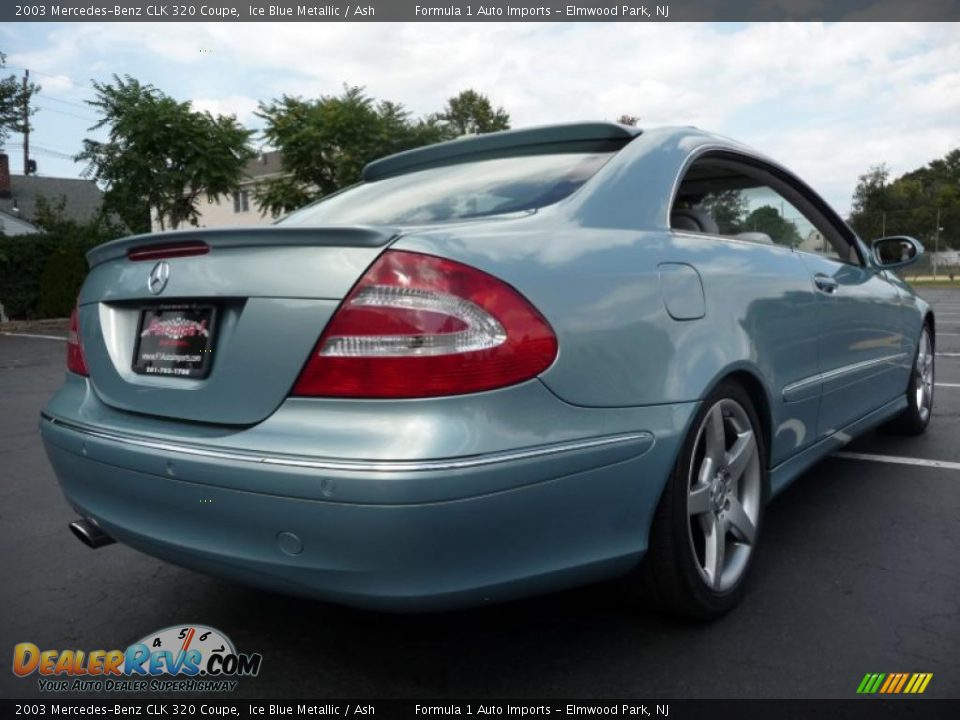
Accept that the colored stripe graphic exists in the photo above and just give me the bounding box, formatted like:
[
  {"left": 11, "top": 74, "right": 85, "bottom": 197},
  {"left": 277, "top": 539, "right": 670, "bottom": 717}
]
[{"left": 858, "top": 673, "right": 932, "bottom": 694}]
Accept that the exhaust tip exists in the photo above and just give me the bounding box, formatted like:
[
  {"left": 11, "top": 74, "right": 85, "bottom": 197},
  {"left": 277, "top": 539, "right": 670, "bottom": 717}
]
[{"left": 69, "top": 518, "right": 115, "bottom": 549}]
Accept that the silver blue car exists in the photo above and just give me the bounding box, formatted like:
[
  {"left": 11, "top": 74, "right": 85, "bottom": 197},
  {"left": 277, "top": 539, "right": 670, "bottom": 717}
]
[{"left": 41, "top": 123, "right": 935, "bottom": 618}]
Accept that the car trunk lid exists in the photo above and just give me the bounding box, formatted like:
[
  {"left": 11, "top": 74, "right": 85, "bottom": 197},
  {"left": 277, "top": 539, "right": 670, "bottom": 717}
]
[{"left": 77, "top": 226, "right": 396, "bottom": 425}]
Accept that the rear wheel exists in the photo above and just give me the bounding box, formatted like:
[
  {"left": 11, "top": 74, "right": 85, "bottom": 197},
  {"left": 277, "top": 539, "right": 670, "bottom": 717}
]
[
  {"left": 636, "top": 380, "right": 767, "bottom": 619},
  {"left": 883, "top": 325, "right": 934, "bottom": 436}
]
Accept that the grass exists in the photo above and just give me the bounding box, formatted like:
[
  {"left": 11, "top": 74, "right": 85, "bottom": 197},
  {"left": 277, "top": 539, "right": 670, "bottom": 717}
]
[{"left": 906, "top": 278, "right": 960, "bottom": 288}]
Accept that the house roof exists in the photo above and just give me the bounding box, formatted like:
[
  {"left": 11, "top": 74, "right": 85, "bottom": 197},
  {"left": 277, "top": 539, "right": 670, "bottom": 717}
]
[
  {"left": 0, "top": 208, "right": 39, "bottom": 235},
  {"left": 242, "top": 151, "right": 283, "bottom": 180},
  {"left": 0, "top": 175, "right": 104, "bottom": 224}
]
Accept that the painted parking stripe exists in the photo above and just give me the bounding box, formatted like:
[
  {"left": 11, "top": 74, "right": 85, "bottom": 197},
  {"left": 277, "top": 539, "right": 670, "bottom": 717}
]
[
  {"left": 833, "top": 451, "right": 960, "bottom": 471},
  {"left": 0, "top": 332, "right": 66, "bottom": 341},
  {"left": 936, "top": 383, "right": 960, "bottom": 388}
]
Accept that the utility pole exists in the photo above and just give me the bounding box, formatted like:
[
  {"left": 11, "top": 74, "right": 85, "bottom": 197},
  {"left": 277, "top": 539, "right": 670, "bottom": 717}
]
[
  {"left": 933, "top": 208, "right": 941, "bottom": 281},
  {"left": 881, "top": 211, "right": 885, "bottom": 237},
  {"left": 22, "top": 69, "right": 29, "bottom": 175}
]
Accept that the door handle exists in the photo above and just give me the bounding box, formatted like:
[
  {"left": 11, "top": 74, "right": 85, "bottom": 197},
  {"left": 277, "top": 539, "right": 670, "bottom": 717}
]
[{"left": 813, "top": 274, "right": 838, "bottom": 294}]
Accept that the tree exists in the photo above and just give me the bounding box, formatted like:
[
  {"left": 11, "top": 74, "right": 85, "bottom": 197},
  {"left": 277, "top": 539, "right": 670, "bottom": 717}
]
[
  {"left": 255, "top": 86, "right": 447, "bottom": 216},
  {"left": 435, "top": 89, "right": 510, "bottom": 138},
  {"left": 78, "top": 75, "right": 254, "bottom": 232},
  {"left": 701, "top": 190, "right": 748, "bottom": 235},
  {"left": 742, "top": 205, "right": 801, "bottom": 246},
  {"left": 848, "top": 164, "right": 892, "bottom": 241},
  {"left": 0, "top": 52, "right": 40, "bottom": 148},
  {"left": 848, "top": 151, "right": 960, "bottom": 249},
  {"left": 617, "top": 114, "right": 640, "bottom": 127}
]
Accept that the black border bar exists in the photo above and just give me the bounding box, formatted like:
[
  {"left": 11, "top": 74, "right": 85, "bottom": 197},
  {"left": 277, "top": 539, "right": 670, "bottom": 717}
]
[
  {"left": 3, "top": 699, "right": 959, "bottom": 718},
  {"left": 4, "top": 1, "right": 960, "bottom": 23}
]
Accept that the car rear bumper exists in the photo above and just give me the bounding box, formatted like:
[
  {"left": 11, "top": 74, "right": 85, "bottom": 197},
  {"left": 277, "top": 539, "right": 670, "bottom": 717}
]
[{"left": 39, "top": 378, "right": 696, "bottom": 611}]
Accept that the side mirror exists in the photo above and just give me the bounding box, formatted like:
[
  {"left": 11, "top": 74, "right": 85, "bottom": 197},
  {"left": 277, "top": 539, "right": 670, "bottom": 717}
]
[{"left": 872, "top": 236, "right": 924, "bottom": 269}]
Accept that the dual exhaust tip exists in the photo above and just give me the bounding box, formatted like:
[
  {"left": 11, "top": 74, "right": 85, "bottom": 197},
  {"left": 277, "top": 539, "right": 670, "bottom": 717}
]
[{"left": 68, "top": 517, "right": 115, "bottom": 549}]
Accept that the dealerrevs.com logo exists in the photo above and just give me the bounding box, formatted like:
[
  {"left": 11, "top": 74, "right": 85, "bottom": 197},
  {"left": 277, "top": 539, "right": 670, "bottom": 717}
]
[{"left": 12, "top": 624, "right": 262, "bottom": 693}]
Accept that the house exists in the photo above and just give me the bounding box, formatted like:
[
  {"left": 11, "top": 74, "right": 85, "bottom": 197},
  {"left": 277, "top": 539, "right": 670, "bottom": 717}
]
[
  {"left": 151, "top": 151, "right": 284, "bottom": 231},
  {"left": 0, "top": 153, "right": 105, "bottom": 235}
]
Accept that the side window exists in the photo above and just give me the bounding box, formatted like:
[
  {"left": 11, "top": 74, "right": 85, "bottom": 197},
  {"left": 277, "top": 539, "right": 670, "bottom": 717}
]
[{"left": 672, "top": 156, "right": 858, "bottom": 264}]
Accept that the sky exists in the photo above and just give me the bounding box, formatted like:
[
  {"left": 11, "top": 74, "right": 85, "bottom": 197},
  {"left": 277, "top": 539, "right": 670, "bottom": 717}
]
[{"left": 1, "top": 21, "right": 958, "bottom": 216}]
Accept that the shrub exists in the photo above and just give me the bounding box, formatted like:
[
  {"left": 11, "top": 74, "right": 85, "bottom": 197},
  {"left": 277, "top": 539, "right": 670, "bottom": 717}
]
[
  {"left": 0, "top": 233, "right": 59, "bottom": 318},
  {"left": 0, "top": 196, "right": 125, "bottom": 319},
  {"left": 38, "top": 242, "right": 90, "bottom": 318}
]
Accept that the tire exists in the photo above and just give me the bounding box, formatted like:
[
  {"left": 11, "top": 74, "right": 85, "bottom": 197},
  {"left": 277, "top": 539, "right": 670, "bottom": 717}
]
[
  {"left": 636, "top": 380, "right": 768, "bottom": 620},
  {"left": 883, "top": 324, "right": 934, "bottom": 436}
]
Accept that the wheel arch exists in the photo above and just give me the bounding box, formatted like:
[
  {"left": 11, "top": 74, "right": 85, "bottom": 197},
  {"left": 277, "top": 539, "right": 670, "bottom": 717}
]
[{"left": 699, "top": 365, "right": 774, "bottom": 472}]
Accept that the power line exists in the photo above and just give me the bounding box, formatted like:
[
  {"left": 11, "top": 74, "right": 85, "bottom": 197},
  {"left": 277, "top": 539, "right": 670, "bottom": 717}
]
[
  {"left": 36, "top": 92, "right": 91, "bottom": 110},
  {"left": 34, "top": 104, "right": 97, "bottom": 122},
  {"left": 4, "top": 65, "right": 84, "bottom": 88},
  {"left": 5, "top": 142, "right": 78, "bottom": 159}
]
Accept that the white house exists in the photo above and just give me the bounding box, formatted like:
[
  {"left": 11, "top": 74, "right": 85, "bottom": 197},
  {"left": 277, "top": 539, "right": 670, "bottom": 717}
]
[{"left": 152, "top": 151, "right": 284, "bottom": 231}]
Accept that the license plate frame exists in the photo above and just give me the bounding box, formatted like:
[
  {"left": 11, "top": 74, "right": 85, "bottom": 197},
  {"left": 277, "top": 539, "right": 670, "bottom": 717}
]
[{"left": 132, "top": 304, "right": 217, "bottom": 379}]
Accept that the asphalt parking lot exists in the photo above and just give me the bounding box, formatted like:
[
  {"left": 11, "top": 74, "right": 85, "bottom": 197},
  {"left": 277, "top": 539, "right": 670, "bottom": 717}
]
[{"left": 1, "top": 289, "right": 958, "bottom": 700}]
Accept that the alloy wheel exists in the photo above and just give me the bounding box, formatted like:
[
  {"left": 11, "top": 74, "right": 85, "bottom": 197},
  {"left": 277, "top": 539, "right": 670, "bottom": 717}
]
[
  {"left": 916, "top": 328, "right": 934, "bottom": 423},
  {"left": 686, "top": 398, "right": 762, "bottom": 592}
]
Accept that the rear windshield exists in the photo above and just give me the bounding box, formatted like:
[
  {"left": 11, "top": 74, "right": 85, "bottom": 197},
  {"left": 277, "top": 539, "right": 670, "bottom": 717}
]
[{"left": 278, "top": 152, "right": 615, "bottom": 226}]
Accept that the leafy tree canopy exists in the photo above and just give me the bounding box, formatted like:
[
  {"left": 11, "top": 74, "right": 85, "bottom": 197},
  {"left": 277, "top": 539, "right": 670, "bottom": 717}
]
[
  {"left": 701, "top": 189, "right": 749, "bottom": 235},
  {"left": 256, "top": 86, "right": 509, "bottom": 216},
  {"left": 0, "top": 52, "right": 40, "bottom": 148},
  {"left": 849, "top": 150, "right": 960, "bottom": 249},
  {"left": 78, "top": 75, "right": 255, "bottom": 232},
  {"left": 741, "top": 205, "right": 802, "bottom": 246},
  {"left": 435, "top": 89, "right": 510, "bottom": 138}
]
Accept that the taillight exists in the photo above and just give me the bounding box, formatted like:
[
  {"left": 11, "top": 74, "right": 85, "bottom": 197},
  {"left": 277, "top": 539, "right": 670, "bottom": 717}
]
[
  {"left": 67, "top": 303, "right": 89, "bottom": 376},
  {"left": 292, "top": 250, "right": 558, "bottom": 398}
]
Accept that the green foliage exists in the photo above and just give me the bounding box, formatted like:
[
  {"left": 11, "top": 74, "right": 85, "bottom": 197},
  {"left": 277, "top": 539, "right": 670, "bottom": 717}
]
[
  {"left": 434, "top": 89, "right": 511, "bottom": 138},
  {"left": 38, "top": 243, "right": 88, "bottom": 318},
  {"left": 701, "top": 190, "right": 749, "bottom": 235},
  {"left": 0, "top": 197, "right": 123, "bottom": 319},
  {"left": 255, "top": 86, "right": 508, "bottom": 216},
  {"left": 742, "top": 205, "right": 802, "bottom": 246},
  {"left": 78, "top": 75, "right": 255, "bottom": 232},
  {"left": 0, "top": 51, "right": 40, "bottom": 147},
  {"left": 255, "top": 86, "right": 445, "bottom": 216},
  {"left": 849, "top": 150, "right": 960, "bottom": 248},
  {"left": 0, "top": 232, "right": 58, "bottom": 318}
]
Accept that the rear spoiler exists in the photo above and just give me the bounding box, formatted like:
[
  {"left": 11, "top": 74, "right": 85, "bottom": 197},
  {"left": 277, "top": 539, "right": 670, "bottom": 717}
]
[
  {"left": 86, "top": 225, "right": 398, "bottom": 268},
  {"left": 363, "top": 121, "right": 642, "bottom": 182}
]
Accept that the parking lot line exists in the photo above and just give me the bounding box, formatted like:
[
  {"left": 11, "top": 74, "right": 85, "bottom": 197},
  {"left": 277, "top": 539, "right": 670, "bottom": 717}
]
[
  {"left": 0, "top": 332, "right": 66, "bottom": 341},
  {"left": 833, "top": 451, "right": 960, "bottom": 471}
]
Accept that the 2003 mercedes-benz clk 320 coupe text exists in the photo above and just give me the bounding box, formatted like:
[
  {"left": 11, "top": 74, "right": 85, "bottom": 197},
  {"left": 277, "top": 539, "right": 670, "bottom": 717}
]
[{"left": 41, "top": 123, "right": 935, "bottom": 617}]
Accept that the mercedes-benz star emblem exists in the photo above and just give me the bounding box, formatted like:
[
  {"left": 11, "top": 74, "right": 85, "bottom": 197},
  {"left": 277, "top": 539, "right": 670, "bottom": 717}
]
[{"left": 147, "top": 261, "right": 170, "bottom": 295}]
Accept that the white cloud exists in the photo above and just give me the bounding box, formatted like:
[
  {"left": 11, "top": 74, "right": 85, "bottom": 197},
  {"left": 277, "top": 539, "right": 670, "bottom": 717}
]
[
  {"left": 191, "top": 95, "right": 260, "bottom": 124},
  {"left": 8, "top": 21, "right": 960, "bottom": 214}
]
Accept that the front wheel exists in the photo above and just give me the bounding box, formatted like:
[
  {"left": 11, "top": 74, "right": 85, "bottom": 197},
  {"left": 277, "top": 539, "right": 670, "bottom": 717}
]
[
  {"left": 635, "top": 380, "right": 767, "bottom": 619},
  {"left": 883, "top": 325, "right": 934, "bottom": 436}
]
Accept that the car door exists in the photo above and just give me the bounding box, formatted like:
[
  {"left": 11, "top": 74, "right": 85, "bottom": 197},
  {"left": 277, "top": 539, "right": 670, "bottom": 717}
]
[
  {"left": 709, "top": 158, "right": 908, "bottom": 441},
  {"left": 796, "top": 251, "right": 908, "bottom": 437}
]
